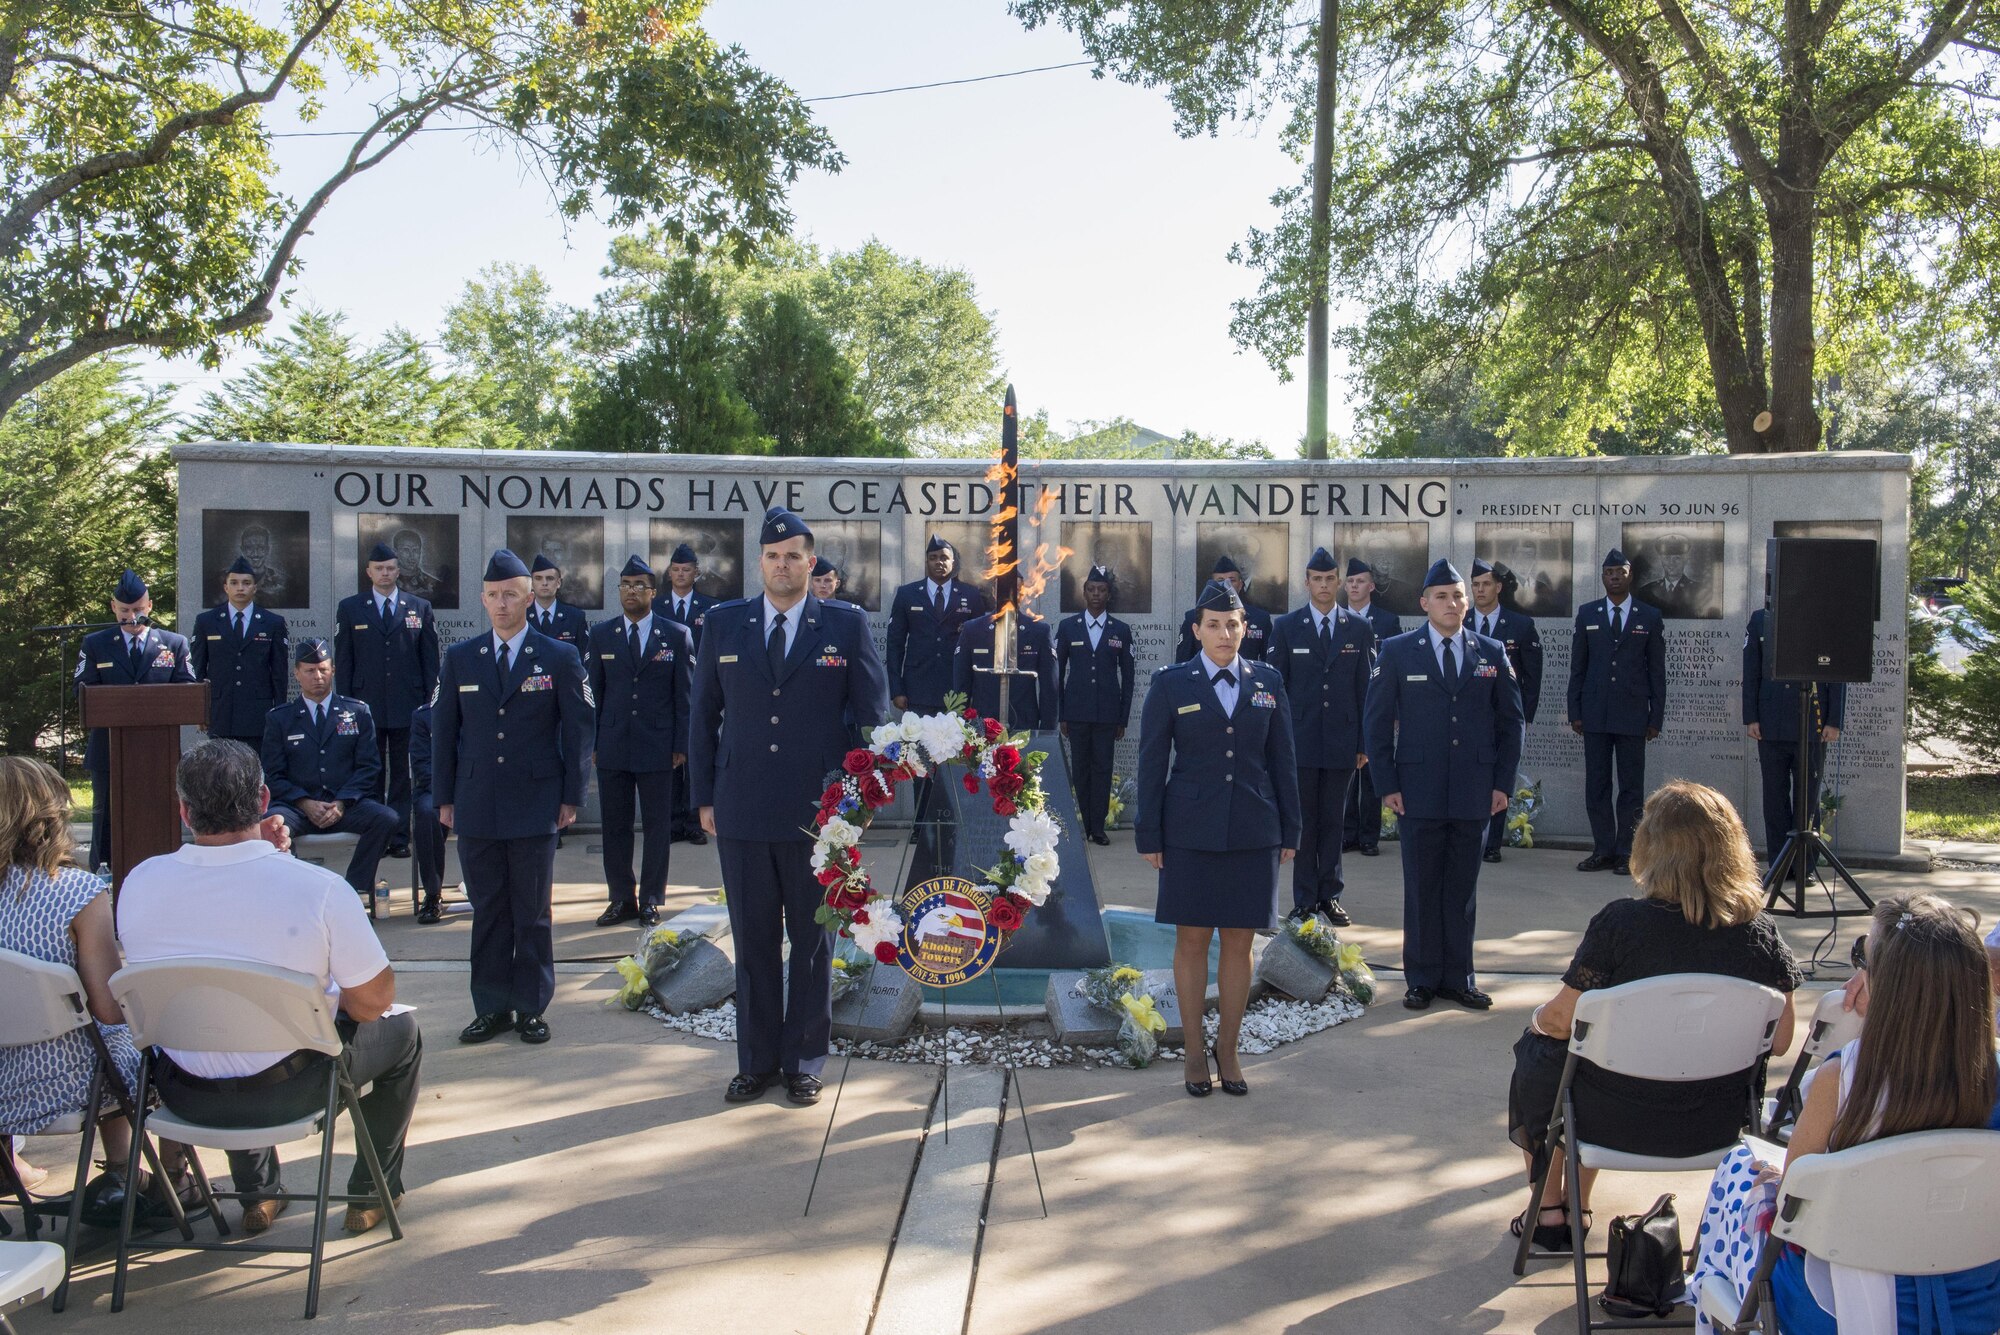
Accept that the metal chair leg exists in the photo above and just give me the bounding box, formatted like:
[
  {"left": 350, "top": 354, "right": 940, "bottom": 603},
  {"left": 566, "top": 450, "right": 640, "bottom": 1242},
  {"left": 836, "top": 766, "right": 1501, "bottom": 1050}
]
[
  {"left": 1566, "top": 1091, "right": 1591, "bottom": 1335},
  {"left": 340, "top": 1077, "right": 403, "bottom": 1241},
  {"left": 51, "top": 1067, "right": 104, "bottom": 1312},
  {"left": 302, "top": 1066, "right": 340, "bottom": 1320},
  {"left": 110, "top": 1054, "right": 152, "bottom": 1313}
]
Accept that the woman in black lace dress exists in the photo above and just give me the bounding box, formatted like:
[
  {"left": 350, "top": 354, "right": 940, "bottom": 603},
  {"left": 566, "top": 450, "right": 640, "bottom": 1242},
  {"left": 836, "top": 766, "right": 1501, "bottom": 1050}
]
[{"left": 1504, "top": 780, "right": 1801, "bottom": 1250}]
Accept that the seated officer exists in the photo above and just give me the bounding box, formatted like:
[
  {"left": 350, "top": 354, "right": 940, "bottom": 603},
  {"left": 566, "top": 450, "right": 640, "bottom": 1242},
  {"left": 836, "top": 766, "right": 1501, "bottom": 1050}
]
[
  {"left": 1175, "top": 554, "right": 1274, "bottom": 662},
  {"left": 191, "top": 555, "right": 289, "bottom": 750},
  {"left": 410, "top": 702, "right": 451, "bottom": 923},
  {"left": 261, "top": 638, "right": 399, "bottom": 901},
  {"left": 952, "top": 606, "right": 1059, "bottom": 728},
  {"left": 528, "top": 553, "right": 590, "bottom": 649}
]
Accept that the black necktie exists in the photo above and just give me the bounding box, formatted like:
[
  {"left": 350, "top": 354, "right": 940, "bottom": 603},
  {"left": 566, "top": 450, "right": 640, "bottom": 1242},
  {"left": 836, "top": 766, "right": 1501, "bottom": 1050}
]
[
  {"left": 1318, "top": 615, "right": 1332, "bottom": 653},
  {"left": 496, "top": 639, "right": 510, "bottom": 686},
  {"left": 233, "top": 611, "right": 246, "bottom": 640},
  {"left": 677, "top": 599, "right": 687, "bottom": 622},
  {"left": 628, "top": 621, "right": 644, "bottom": 669},
  {"left": 1216, "top": 668, "right": 1235, "bottom": 686},
  {"left": 127, "top": 636, "right": 144, "bottom": 678},
  {"left": 767, "top": 610, "right": 788, "bottom": 679},
  {"left": 1442, "top": 637, "right": 1459, "bottom": 691},
  {"left": 1611, "top": 605, "right": 1624, "bottom": 637},
  {"left": 932, "top": 585, "right": 945, "bottom": 622},
  {"left": 314, "top": 703, "right": 330, "bottom": 740}
]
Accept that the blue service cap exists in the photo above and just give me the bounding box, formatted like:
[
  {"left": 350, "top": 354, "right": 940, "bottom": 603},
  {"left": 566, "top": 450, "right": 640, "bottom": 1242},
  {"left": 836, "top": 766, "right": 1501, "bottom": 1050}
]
[
  {"left": 812, "top": 556, "right": 836, "bottom": 577},
  {"left": 668, "top": 543, "right": 697, "bottom": 565},
  {"left": 1210, "top": 553, "right": 1240, "bottom": 575},
  {"left": 926, "top": 534, "right": 955, "bottom": 556},
  {"left": 1602, "top": 547, "right": 1630, "bottom": 567},
  {"left": 1305, "top": 546, "right": 1337, "bottom": 573},
  {"left": 226, "top": 555, "right": 256, "bottom": 577},
  {"left": 1085, "top": 564, "right": 1113, "bottom": 584},
  {"left": 1344, "top": 557, "right": 1371, "bottom": 578},
  {"left": 531, "top": 553, "right": 558, "bottom": 574},
  {"left": 113, "top": 569, "right": 147, "bottom": 602},
  {"left": 294, "top": 637, "right": 332, "bottom": 665},
  {"left": 1469, "top": 557, "right": 1495, "bottom": 579},
  {"left": 483, "top": 548, "right": 530, "bottom": 581},
  {"left": 366, "top": 541, "right": 397, "bottom": 563},
  {"left": 761, "top": 507, "right": 811, "bottom": 546},
  {"left": 1422, "top": 558, "right": 1464, "bottom": 589},
  {"left": 619, "top": 555, "right": 654, "bottom": 581},
  {"left": 1195, "top": 579, "right": 1245, "bottom": 613}
]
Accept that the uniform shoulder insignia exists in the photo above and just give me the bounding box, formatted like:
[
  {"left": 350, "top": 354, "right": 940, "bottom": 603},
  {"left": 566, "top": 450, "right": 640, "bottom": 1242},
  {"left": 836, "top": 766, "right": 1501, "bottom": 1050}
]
[{"left": 581, "top": 675, "right": 596, "bottom": 709}]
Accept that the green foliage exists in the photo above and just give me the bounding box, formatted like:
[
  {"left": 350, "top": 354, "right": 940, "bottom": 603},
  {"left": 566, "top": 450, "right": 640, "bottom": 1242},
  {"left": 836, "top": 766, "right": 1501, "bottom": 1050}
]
[
  {"left": 1, "top": 0, "right": 841, "bottom": 420},
  {"left": 0, "top": 358, "right": 176, "bottom": 755},
  {"left": 1910, "top": 579, "right": 2000, "bottom": 769},
  {"left": 181, "top": 310, "right": 492, "bottom": 448},
  {"left": 932, "top": 413, "right": 1274, "bottom": 460},
  {"left": 729, "top": 290, "right": 892, "bottom": 456},
  {"left": 439, "top": 264, "right": 590, "bottom": 448}
]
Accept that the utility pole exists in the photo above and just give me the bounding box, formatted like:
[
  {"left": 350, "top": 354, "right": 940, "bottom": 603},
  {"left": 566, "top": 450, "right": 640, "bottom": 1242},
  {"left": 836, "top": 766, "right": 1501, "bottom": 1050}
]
[{"left": 1304, "top": 0, "right": 1339, "bottom": 460}]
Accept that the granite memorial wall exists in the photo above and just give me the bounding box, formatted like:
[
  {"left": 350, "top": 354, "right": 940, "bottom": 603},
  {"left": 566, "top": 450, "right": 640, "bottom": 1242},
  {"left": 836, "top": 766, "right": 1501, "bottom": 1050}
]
[{"left": 175, "top": 444, "right": 1912, "bottom": 856}]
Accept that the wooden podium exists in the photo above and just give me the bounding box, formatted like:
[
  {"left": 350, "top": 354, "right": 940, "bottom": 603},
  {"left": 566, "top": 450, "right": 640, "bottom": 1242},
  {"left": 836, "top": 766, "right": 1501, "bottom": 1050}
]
[{"left": 79, "top": 682, "right": 208, "bottom": 887}]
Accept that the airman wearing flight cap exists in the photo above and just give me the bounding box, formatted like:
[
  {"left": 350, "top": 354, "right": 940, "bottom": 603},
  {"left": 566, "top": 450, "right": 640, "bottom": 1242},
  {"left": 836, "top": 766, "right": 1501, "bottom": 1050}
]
[
  {"left": 335, "top": 540, "right": 440, "bottom": 859},
  {"left": 654, "top": 541, "right": 718, "bottom": 843},
  {"left": 1467, "top": 556, "right": 1542, "bottom": 863},
  {"left": 1056, "top": 564, "right": 1135, "bottom": 845},
  {"left": 810, "top": 556, "right": 863, "bottom": 612},
  {"left": 588, "top": 555, "right": 694, "bottom": 928},
  {"left": 528, "top": 552, "right": 590, "bottom": 650},
  {"left": 1363, "top": 558, "right": 1523, "bottom": 1011},
  {"left": 1175, "top": 553, "right": 1274, "bottom": 663},
  {"left": 1270, "top": 547, "right": 1375, "bottom": 925},
  {"left": 262, "top": 638, "right": 399, "bottom": 903},
  {"left": 1341, "top": 556, "right": 1402, "bottom": 858},
  {"left": 1567, "top": 548, "right": 1666, "bottom": 874},
  {"left": 887, "top": 534, "right": 989, "bottom": 714},
  {"left": 432, "top": 548, "right": 594, "bottom": 1048},
  {"left": 76, "top": 568, "right": 194, "bottom": 868},
  {"left": 192, "top": 555, "right": 290, "bottom": 750},
  {"left": 690, "top": 506, "right": 890, "bottom": 1108}
]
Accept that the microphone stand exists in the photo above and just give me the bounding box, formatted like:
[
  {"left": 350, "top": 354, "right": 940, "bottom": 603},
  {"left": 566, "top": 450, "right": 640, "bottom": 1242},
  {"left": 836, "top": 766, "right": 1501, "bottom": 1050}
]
[{"left": 29, "top": 619, "right": 140, "bottom": 777}]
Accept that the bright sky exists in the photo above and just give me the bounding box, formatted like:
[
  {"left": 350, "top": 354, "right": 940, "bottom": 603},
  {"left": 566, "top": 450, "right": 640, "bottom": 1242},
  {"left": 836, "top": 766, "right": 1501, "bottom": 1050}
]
[{"left": 146, "top": 0, "right": 1354, "bottom": 455}]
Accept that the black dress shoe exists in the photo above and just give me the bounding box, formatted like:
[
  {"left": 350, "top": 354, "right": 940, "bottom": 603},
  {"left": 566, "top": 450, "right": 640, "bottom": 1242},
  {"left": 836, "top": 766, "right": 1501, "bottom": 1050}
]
[
  {"left": 1576, "top": 854, "right": 1617, "bottom": 872},
  {"left": 1089, "top": 832, "right": 1110, "bottom": 846},
  {"left": 1358, "top": 844, "right": 1380, "bottom": 857},
  {"left": 785, "top": 1073, "right": 824, "bottom": 1106},
  {"left": 1612, "top": 858, "right": 1631, "bottom": 876},
  {"left": 1483, "top": 849, "right": 1503, "bottom": 864},
  {"left": 726, "top": 1072, "right": 778, "bottom": 1103},
  {"left": 416, "top": 898, "right": 442, "bottom": 925},
  {"left": 596, "top": 903, "right": 640, "bottom": 927},
  {"left": 459, "top": 1011, "right": 514, "bottom": 1043},
  {"left": 385, "top": 841, "right": 411, "bottom": 859},
  {"left": 1436, "top": 985, "right": 1494, "bottom": 1010},
  {"left": 1403, "top": 986, "right": 1436, "bottom": 1010},
  {"left": 1342, "top": 840, "right": 1361, "bottom": 853},
  {"left": 515, "top": 1014, "right": 551, "bottom": 1044},
  {"left": 1321, "top": 899, "right": 1352, "bottom": 927},
  {"left": 1286, "top": 905, "right": 1314, "bottom": 926},
  {"left": 686, "top": 830, "right": 707, "bottom": 846},
  {"left": 638, "top": 905, "right": 662, "bottom": 926}
]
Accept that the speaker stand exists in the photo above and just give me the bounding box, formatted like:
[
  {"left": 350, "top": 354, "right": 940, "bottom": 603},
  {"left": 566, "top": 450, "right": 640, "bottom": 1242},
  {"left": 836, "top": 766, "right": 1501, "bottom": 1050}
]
[{"left": 1762, "top": 684, "right": 1873, "bottom": 920}]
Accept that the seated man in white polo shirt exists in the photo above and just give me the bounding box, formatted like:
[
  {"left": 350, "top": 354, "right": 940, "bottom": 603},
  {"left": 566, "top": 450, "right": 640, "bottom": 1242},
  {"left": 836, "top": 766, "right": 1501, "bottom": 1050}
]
[{"left": 118, "top": 740, "right": 421, "bottom": 1236}]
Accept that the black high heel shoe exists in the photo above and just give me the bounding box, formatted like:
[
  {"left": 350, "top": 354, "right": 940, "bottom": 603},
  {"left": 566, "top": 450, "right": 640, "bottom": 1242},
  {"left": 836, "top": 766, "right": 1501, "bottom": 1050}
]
[
  {"left": 1210, "top": 1046, "right": 1248, "bottom": 1096},
  {"left": 1183, "top": 1049, "right": 1213, "bottom": 1098}
]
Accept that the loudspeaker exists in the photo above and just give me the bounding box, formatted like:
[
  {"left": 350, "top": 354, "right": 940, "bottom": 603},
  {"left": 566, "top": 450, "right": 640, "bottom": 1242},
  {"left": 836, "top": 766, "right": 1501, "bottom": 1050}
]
[{"left": 1765, "top": 538, "right": 1877, "bottom": 684}]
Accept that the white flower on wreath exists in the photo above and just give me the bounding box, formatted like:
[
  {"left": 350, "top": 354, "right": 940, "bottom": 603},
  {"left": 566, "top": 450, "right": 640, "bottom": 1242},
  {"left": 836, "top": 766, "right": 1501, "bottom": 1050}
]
[
  {"left": 869, "top": 722, "right": 902, "bottom": 751},
  {"left": 819, "top": 817, "right": 861, "bottom": 849},
  {"left": 898, "top": 714, "right": 926, "bottom": 745},
  {"left": 849, "top": 898, "right": 903, "bottom": 953},
  {"left": 1004, "top": 810, "right": 1060, "bottom": 860},
  {"left": 1011, "top": 874, "right": 1050, "bottom": 907},
  {"left": 1023, "top": 849, "right": 1058, "bottom": 883},
  {"left": 918, "top": 713, "right": 969, "bottom": 767}
]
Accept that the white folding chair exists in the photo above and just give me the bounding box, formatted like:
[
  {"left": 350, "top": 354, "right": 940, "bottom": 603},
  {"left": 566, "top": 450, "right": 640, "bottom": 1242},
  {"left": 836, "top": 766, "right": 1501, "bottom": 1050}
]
[
  {"left": 1759, "top": 989, "right": 1863, "bottom": 1140},
  {"left": 108, "top": 958, "right": 404, "bottom": 1320},
  {"left": 0, "top": 1240, "right": 65, "bottom": 1335},
  {"left": 1698, "top": 1128, "right": 2000, "bottom": 1332},
  {"left": 0, "top": 947, "right": 210, "bottom": 1310},
  {"left": 1511, "top": 973, "right": 1786, "bottom": 1335}
]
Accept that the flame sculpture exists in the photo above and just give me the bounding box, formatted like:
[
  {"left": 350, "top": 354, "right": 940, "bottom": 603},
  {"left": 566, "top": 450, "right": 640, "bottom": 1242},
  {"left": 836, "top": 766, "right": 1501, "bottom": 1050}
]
[{"left": 980, "top": 386, "right": 1071, "bottom": 734}]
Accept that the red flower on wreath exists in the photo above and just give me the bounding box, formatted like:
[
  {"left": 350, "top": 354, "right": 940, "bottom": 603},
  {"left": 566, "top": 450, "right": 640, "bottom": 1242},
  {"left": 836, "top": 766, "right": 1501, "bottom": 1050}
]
[
  {"left": 990, "top": 771, "right": 1026, "bottom": 799},
  {"left": 816, "top": 866, "right": 846, "bottom": 887},
  {"left": 832, "top": 885, "right": 870, "bottom": 910},
  {"left": 873, "top": 941, "right": 901, "bottom": 964},
  {"left": 988, "top": 896, "right": 1023, "bottom": 931},
  {"left": 982, "top": 717, "right": 1004, "bottom": 742},
  {"left": 842, "top": 749, "right": 875, "bottom": 776},
  {"left": 851, "top": 908, "right": 870, "bottom": 926},
  {"left": 994, "top": 797, "right": 1017, "bottom": 817},
  {"left": 991, "top": 744, "right": 1020, "bottom": 773},
  {"left": 961, "top": 772, "right": 981, "bottom": 795},
  {"left": 858, "top": 772, "right": 892, "bottom": 809},
  {"left": 963, "top": 707, "right": 979, "bottom": 720}
]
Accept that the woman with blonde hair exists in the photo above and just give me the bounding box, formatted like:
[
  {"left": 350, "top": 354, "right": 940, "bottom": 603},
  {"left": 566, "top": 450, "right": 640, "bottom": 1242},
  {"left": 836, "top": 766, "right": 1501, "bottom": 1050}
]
[
  {"left": 0, "top": 755, "right": 187, "bottom": 1224},
  {"left": 1504, "top": 780, "right": 1801, "bottom": 1249}
]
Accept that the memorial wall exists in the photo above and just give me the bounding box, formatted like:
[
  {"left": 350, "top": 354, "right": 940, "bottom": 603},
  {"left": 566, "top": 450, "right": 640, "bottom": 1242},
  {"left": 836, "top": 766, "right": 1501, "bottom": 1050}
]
[{"left": 176, "top": 444, "right": 1913, "bottom": 857}]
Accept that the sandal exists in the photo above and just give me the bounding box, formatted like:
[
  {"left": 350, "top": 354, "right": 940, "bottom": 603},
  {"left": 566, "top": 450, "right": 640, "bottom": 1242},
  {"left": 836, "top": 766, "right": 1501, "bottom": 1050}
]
[{"left": 1511, "top": 1203, "right": 1573, "bottom": 1252}]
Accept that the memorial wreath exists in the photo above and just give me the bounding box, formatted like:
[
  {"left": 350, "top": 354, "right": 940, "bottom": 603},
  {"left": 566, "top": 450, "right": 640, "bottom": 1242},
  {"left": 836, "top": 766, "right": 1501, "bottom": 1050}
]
[{"left": 810, "top": 693, "right": 1060, "bottom": 963}]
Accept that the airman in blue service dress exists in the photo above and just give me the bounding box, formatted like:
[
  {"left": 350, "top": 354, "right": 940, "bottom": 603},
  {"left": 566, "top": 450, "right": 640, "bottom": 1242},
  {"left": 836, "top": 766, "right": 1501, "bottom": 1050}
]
[
  {"left": 409, "top": 702, "right": 451, "bottom": 923},
  {"left": 76, "top": 569, "right": 194, "bottom": 868},
  {"left": 1270, "top": 547, "right": 1374, "bottom": 925},
  {"left": 1341, "top": 558, "right": 1403, "bottom": 856},
  {"left": 655, "top": 542, "right": 719, "bottom": 843},
  {"left": 528, "top": 552, "right": 591, "bottom": 649},
  {"left": 589, "top": 556, "right": 694, "bottom": 928},
  {"left": 261, "top": 638, "right": 398, "bottom": 900},
  {"left": 690, "top": 507, "right": 890, "bottom": 1106},
  {"left": 1138, "top": 583, "right": 1302, "bottom": 933},
  {"left": 191, "top": 555, "right": 290, "bottom": 749},
  {"left": 433, "top": 549, "right": 594, "bottom": 1047},
  {"left": 1363, "top": 559, "right": 1524, "bottom": 1011},
  {"left": 1174, "top": 553, "right": 1274, "bottom": 662},
  {"left": 1567, "top": 548, "right": 1666, "bottom": 873},
  {"left": 335, "top": 542, "right": 440, "bottom": 858},
  {"left": 1055, "top": 565, "right": 1135, "bottom": 845},
  {"left": 952, "top": 610, "right": 1058, "bottom": 727},
  {"left": 886, "top": 535, "right": 989, "bottom": 712},
  {"left": 1742, "top": 606, "right": 1845, "bottom": 868},
  {"left": 1466, "top": 557, "right": 1542, "bottom": 862}
]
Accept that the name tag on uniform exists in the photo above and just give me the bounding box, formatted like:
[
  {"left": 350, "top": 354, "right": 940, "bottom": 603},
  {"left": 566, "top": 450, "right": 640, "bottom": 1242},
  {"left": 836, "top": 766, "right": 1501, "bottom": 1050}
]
[
  {"left": 458, "top": 684, "right": 479, "bottom": 692},
  {"left": 1407, "top": 674, "right": 1428, "bottom": 681},
  {"left": 719, "top": 654, "right": 738, "bottom": 663},
  {"left": 1292, "top": 646, "right": 1312, "bottom": 654},
  {"left": 909, "top": 605, "right": 926, "bottom": 612},
  {"left": 95, "top": 662, "right": 112, "bottom": 669},
  {"left": 973, "top": 647, "right": 990, "bottom": 655},
  {"left": 521, "top": 674, "right": 554, "bottom": 692},
  {"left": 287, "top": 733, "right": 305, "bottom": 742},
  {"left": 353, "top": 625, "right": 370, "bottom": 632},
  {"left": 1251, "top": 690, "right": 1277, "bottom": 709},
  {"left": 1585, "top": 623, "right": 1602, "bottom": 630},
  {"left": 602, "top": 653, "right": 618, "bottom": 660},
  {"left": 1177, "top": 703, "right": 1202, "bottom": 714},
  {"left": 207, "top": 634, "right": 222, "bottom": 640}
]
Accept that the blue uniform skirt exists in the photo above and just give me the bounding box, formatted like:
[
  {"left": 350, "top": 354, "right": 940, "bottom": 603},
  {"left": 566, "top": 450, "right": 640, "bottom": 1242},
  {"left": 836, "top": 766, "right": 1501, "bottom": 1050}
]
[{"left": 1154, "top": 845, "right": 1281, "bottom": 930}]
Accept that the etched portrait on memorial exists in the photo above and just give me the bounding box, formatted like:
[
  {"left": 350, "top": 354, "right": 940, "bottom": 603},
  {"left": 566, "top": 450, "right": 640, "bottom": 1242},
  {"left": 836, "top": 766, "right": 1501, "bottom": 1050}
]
[
  {"left": 357, "top": 513, "right": 460, "bottom": 609},
  {"left": 1775, "top": 519, "right": 1883, "bottom": 620},
  {"left": 1622, "top": 521, "right": 1725, "bottom": 619},
  {"left": 1322, "top": 521, "right": 1429, "bottom": 617},
  {"left": 201, "top": 509, "right": 311, "bottom": 609},
  {"left": 1196, "top": 522, "right": 1289, "bottom": 613},
  {"left": 1475, "top": 521, "right": 1575, "bottom": 619},
  {"left": 505, "top": 515, "right": 605, "bottom": 609},
  {"left": 810, "top": 520, "right": 883, "bottom": 611},
  {"left": 1058, "top": 521, "right": 1153, "bottom": 614},
  {"left": 648, "top": 517, "right": 744, "bottom": 601}
]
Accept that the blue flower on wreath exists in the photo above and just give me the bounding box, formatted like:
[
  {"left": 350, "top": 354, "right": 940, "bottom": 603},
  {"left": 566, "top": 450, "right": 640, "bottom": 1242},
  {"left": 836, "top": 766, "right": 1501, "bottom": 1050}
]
[
  {"left": 883, "top": 741, "right": 902, "bottom": 763},
  {"left": 839, "top": 798, "right": 860, "bottom": 815}
]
